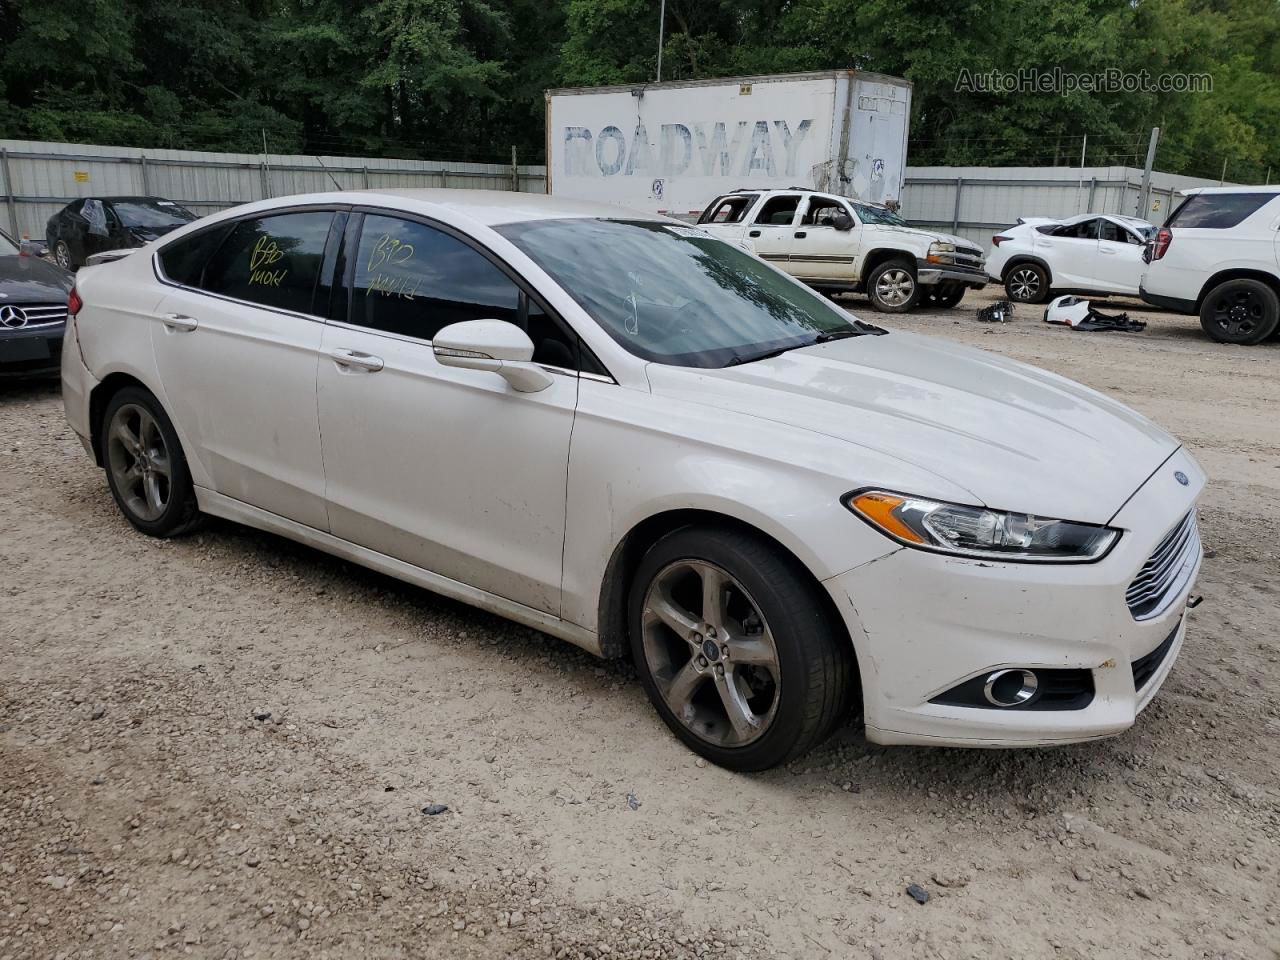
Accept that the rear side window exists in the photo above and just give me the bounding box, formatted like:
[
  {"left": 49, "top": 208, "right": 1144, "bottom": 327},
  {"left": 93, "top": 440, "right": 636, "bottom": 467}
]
[
  {"left": 698, "top": 194, "right": 757, "bottom": 225},
  {"left": 158, "top": 225, "right": 233, "bottom": 287},
  {"left": 1098, "top": 220, "right": 1142, "bottom": 244},
  {"left": 1053, "top": 219, "right": 1099, "bottom": 240},
  {"left": 200, "top": 211, "right": 334, "bottom": 314},
  {"left": 754, "top": 195, "right": 801, "bottom": 225},
  {"left": 1167, "top": 193, "right": 1274, "bottom": 229}
]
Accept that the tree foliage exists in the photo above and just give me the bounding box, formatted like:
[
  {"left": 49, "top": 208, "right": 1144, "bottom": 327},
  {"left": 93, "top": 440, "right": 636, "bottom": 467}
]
[{"left": 0, "top": 0, "right": 1276, "bottom": 180}]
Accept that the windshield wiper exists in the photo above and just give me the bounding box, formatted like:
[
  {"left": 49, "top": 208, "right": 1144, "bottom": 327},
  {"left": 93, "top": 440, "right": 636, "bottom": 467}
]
[
  {"left": 725, "top": 344, "right": 801, "bottom": 367},
  {"left": 725, "top": 327, "right": 871, "bottom": 367}
]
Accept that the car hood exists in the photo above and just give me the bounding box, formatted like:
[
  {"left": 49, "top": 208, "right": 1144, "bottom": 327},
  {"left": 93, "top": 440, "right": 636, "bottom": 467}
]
[
  {"left": 645, "top": 331, "right": 1178, "bottom": 525},
  {"left": 0, "top": 254, "right": 73, "bottom": 300},
  {"left": 870, "top": 225, "right": 983, "bottom": 254}
]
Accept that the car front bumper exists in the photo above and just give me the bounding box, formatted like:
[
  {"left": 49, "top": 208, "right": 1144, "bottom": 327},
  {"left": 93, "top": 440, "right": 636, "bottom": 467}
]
[
  {"left": 824, "top": 446, "right": 1204, "bottom": 748},
  {"left": 0, "top": 323, "right": 65, "bottom": 378},
  {"left": 915, "top": 261, "right": 989, "bottom": 289}
]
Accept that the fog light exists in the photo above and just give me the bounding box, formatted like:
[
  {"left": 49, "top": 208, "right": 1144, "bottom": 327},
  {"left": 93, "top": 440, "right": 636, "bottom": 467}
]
[{"left": 983, "top": 669, "right": 1039, "bottom": 707}]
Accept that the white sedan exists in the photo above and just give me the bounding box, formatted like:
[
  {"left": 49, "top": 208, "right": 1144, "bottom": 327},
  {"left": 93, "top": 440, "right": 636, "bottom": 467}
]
[
  {"left": 987, "top": 213, "right": 1156, "bottom": 304},
  {"left": 62, "top": 190, "right": 1203, "bottom": 770}
]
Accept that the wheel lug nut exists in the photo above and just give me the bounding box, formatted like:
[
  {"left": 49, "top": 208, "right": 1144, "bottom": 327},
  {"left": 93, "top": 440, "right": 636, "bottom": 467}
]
[
  {"left": 696, "top": 656, "right": 708, "bottom": 668},
  {"left": 714, "top": 664, "right": 725, "bottom": 677}
]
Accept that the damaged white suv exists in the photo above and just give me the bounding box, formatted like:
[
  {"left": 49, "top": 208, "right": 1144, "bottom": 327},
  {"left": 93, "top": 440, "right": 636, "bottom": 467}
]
[{"left": 698, "top": 189, "right": 988, "bottom": 312}]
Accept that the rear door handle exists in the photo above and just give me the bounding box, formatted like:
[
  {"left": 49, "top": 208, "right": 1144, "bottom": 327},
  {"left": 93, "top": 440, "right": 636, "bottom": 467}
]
[
  {"left": 794, "top": 231, "right": 807, "bottom": 239},
  {"left": 160, "top": 313, "right": 198, "bottom": 332},
  {"left": 1100, "top": 246, "right": 1117, "bottom": 255},
  {"left": 748, "top": 229, "right": 761, "bottom": 238},
  {"left": 329, "top": 348, "right": 384, "bottom": 372}
]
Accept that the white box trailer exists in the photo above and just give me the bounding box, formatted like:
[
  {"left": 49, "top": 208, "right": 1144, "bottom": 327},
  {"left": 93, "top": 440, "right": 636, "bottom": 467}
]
[{"left": 545, "top": 70, "right": 912, "bottom": 219}]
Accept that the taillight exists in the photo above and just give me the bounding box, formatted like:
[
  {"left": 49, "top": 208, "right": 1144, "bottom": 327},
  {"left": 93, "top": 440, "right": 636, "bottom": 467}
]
[
  {"left": 67, "top": 287, "right": 83, "bottom": 317},
  {"left": 992, "top": 235, "right": 1012, "bottom": 247},
  {"left": 1151, "top": 227, "right": 1172, "bottom": 261}
]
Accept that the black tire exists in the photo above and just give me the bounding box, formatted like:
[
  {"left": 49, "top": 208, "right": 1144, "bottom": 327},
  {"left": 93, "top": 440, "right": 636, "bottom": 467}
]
[
  {"left": 628, "top": 525, "right": 857, "bottom": 772},
  {"left": 101, "top": 386, "right": 202, "bottom": 537},
  {"left": 1198, "top": 279, "right": 1280, "bottom": 345},
  {"left": 922, "top": 284, "right": 966, "bottom": 309},
  {"left": 53, "top": 239, "right": 75, "bottom": 271},
  {"left": 1004, "top": 261, "right": 1050, "bottom": 303},
  {"left": 865, "top": 258, "right": 920, "bottom": 313}
]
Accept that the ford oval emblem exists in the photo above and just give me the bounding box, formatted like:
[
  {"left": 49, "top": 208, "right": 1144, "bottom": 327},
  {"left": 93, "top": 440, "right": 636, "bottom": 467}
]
[{"left": 1174, "top": 471, "right": 1189, "bottom": 486}]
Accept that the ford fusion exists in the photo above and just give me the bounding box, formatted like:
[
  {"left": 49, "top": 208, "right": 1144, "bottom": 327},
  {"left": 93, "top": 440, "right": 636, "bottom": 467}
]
[{"left": 61, "top": 190, "right": 1204, "bottom": 771}]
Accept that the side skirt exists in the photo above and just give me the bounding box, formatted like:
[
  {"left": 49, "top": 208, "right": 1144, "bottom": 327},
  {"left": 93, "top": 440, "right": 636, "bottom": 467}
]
[{"left": 195, "top": 487, "right": 604, "bottom": 657}]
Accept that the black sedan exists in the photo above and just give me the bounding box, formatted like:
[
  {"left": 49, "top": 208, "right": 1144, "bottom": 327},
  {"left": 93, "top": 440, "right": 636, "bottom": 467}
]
[
  {"left": 46, "top": 196, "right": 197, "bottom": 270},
  {"left": 0, "top": 229, "right": 74, "bottom": 378}
]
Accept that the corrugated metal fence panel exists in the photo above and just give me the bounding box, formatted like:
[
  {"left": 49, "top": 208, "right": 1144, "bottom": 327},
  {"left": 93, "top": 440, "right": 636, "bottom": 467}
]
[
  {"left": 1, "top": 139, "right": 549, "bottom": 238},
  {"left": 901, "top": 165, "right": 1233, "bottom": 248}
]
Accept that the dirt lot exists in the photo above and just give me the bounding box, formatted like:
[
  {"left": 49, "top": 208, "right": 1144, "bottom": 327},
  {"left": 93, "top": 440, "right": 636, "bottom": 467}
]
[{"left": 2, "top": 287, "right": 1278, "bottom": 960}]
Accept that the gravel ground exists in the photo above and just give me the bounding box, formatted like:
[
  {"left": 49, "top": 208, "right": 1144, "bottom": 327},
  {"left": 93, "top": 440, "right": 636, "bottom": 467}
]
[{"left": 2, "top": 286, "right": 1278, "bottom": 960}]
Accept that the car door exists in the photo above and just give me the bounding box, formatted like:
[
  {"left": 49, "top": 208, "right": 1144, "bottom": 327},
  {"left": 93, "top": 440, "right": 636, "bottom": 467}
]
[
  {"left": 788, "top": 195, "right": 860, "bottom": 282},
  {"left": 1095, "top": 219, "right": 1146, "bottom": 294},
  {"left": 150, "top": 207, "right": 338, "bottom": 530},
  {"left": 1035, "top": 218, "right": 1100, "bottom": 288},
  {"left": 316, "top": 210, "right": 580, "bottom": 615},
  {"left": 744, "top": 194, "right": 801, "bottom": 268},
  {"left": 696, "top": 193, "right": 759, "bottom": 244}
]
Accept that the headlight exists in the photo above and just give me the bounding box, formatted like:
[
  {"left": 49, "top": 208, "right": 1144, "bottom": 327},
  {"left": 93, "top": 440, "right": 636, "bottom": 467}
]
[
  {"left": 846, "top": 490, "right": 1119, "bottom": 563},
  {"left": 926, "top": 241, "right": 958, "bottom": 264}
]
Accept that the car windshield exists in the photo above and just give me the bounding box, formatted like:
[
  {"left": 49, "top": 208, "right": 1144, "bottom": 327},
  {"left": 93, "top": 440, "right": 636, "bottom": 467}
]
[
  {"left": 851, "top": 202, "right": 909, "bottom": 227},
  {"left": 496, "top": 219, "right": 873, "bottom": 368},
  {"left": 111, "top": 200, "right": 197, "bottom": 229},
  {"left": 0, "top": 231, "right": 16, "bottom": 256}
]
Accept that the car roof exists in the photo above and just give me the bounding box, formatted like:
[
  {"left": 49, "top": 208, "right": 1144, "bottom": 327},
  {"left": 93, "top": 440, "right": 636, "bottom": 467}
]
[
  {"left": 81, "top": 196, "right": 185, "bottom": 204},
  {"left": 1181, "top": 185, "right": 1280, "bottom": 196},
  {"left": 350, "top": 189, "right": 673, "bottom": 226}
]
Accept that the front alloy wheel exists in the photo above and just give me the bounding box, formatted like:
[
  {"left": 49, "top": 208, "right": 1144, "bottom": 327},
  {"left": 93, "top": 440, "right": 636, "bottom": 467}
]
[
  {"left": 640, "top": 559, "right": 781, "bottom": 747},
  {"left": 54, "top": 240, "right": 72, "bottom": 270},
  {"left": 629, "top": 526, "right": 856, "bottom": 771}
]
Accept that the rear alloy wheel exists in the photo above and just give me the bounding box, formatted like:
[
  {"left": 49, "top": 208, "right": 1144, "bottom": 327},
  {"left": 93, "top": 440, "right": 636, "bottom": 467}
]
[
  {"left": 102, "top": 387, "right": 202, "bottom": 537},
  {"left": 629, "top": 526, "right": 856, "bottom": 771},
  {"left": 54, "top": 240, "right": 73, "bottom": 271},
  {"left": 1199, "top": 279, "right": 1280, "bottom": 345},
  {"left": 866, "top": 258, "right": 920, "bottom": 313},
  {"left": 1005, "top": 262, "right": 1049, "bottom": 303},
  {"left": 922, "top": 285, "right": 966, "bottom": 309}
]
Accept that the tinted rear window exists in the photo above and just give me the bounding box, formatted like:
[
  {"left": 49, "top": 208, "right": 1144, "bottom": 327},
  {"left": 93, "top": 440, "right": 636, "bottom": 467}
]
[
  {"left": 200, "top": 211, "right": 334, "bottom": 314},
  {"left": 112, "top": 200, "right": 197, "bottom": 229},
  {"left": 1167, "top": 193, "right": 1275, "bottom": 229},
  {"left": 158, "top": 225, "right": 233, "bottom": 286}
]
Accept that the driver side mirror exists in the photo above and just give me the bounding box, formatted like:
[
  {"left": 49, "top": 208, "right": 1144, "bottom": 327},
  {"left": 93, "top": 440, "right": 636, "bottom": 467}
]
[
  {"left": 831, "top": 210, "right": 854, "bottom": 231},
  {"left": 432, "top": 319, "right": 554, "bottom": 393}
]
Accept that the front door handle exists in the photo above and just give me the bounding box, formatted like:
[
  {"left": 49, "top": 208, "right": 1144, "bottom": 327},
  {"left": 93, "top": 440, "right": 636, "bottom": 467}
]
[
  {"left": 1099, "top": 246, "right": 1117, "bottom": 255},
  {"left": 329, "top": 348, "right": 384, "bottom": 372},
  {"left": 794, "top": 231, "right": 807, "bottom": 239},
  {"left": 160, "top": 313, "right": 198, "bottom": 332},
  {"left": 748, "top": 229, "right": 761, "bottom": 238}
]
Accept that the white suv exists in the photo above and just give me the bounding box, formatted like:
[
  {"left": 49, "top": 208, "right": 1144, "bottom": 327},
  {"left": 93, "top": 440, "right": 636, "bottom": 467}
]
[
  {"left": 698, "top": 189, "right": 988, "bottom": 312},
  {"left": 986, "top": 214, "right": 1155, "bottom": 304},
  {"left": 1140, "top": 186, "right": 1280, "bottom": 345}
]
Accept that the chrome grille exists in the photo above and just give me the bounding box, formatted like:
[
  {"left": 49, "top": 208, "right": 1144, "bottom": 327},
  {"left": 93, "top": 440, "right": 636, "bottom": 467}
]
[
  {"left": 1126, "top": 511, "right": 1200, "bottom": 620},
  {"left": 0, "top": 302, "right": 68, "bottom": 328}
]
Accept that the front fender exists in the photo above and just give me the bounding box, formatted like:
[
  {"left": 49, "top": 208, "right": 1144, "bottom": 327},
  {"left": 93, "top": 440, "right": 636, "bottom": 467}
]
[{"left": 559, "top": 379, "right": 958, "bottom": 633}]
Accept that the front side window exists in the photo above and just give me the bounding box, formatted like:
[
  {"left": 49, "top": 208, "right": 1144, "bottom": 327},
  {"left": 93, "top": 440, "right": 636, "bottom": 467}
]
[
  {"left": 1167, "top": 193, "right": 1275, "bottom": 229},
  {"left": 497, "top": 219, "right": 874, "bottom": 369},
  {"left": 200, "top": 211, "right": 334, "bottom": 314},
  {"left": 754, "top": 195, "right": 801, "bottom": 226},
  {"left": 802, "top": 196, "right": 850, "bottom": 226},
  {"left": 344, "top": 215, "right": 578, "bottom": 367}
]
